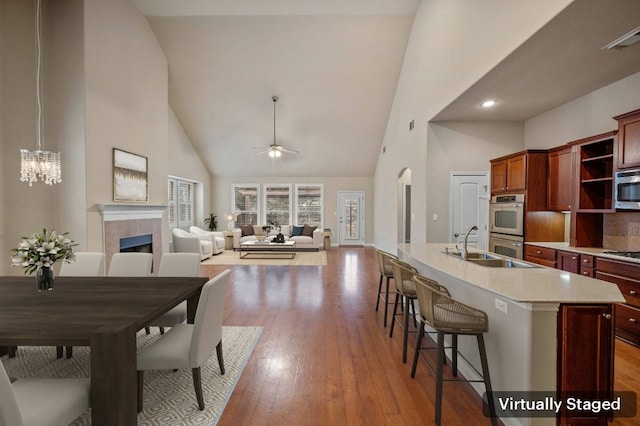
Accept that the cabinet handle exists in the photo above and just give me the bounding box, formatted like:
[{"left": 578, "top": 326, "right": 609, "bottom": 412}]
[
  {"left": 630, "top": 290, "right": 637, "bottom": 296},
  {"left": 602, "top": 313, "right": 612, "bottom": 320},
  {"left": 536, "top": 250, "right": 542, "bottom": 254},
  {"left": 583, "top": 259, "right": 589, "bottom": 263},
  {"left": 582, "top": 272, "right": 590, "bottom": 276},
  {"left": 572, "top": 256, "right": 578, "bottom": 260},
  {"left": 630, "top": 318, "right": 637, "bottom": 323}
]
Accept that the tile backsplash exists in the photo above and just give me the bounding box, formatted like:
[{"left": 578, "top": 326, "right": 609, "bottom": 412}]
[{"left": 603, "top": 212, "right": 640, "bottom": 251}]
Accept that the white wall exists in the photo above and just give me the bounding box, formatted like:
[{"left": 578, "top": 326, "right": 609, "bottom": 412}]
[
  {"left": 524, "top": 71, "right": 640, "bottom": 149},
  {"left": 426, "top": 122, "right": 524, "bottom": 243},
  {"left": 212, "top": 176, "right": 374, "bottom": 243},
  {"left": 374, "top": 0, "right": 571, "bottom": 252},
  {"left": 168, "top": 106, "right": 211, "bottom": 228},
  {"left": 83, "top": 0, "right": 169, "bottom": 253}
]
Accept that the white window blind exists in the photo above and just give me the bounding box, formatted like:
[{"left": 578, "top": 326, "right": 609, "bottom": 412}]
[
  {"left": 232, "top": 184, "right": 259, "bottom": 226},
  {"left": 168, "top": 177, "right": 194, "bottom": 230},
  {"left": 295, "top": 184, "right": 323, "bottom": 227},
  {"left": 264, "top": 184, "right": 291, "bottom": 226}
]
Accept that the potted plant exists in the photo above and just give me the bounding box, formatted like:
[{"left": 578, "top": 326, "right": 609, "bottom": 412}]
[{"left": 204, "top": 213, "right": 218, "bottom": 231}]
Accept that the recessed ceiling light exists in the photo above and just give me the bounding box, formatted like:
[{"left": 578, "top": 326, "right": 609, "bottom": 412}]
[{"left": 481, "top": 100, "right": 496, "bottom": 108}]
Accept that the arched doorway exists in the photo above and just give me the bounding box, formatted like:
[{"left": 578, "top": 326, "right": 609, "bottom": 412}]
[{"left": 398, "top": 168, "right": 411, "bottom": 243}]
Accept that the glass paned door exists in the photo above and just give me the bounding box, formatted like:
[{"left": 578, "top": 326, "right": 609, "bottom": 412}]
[{"left": 338, "top": 191, "right": 364, "bottom": 246}]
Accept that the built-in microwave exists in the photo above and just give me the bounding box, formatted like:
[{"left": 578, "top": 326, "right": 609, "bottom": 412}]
[
  {"left": 615, "top": 168, "right": 640, "bottom": 210},
  {"left": 489, "top": 194, "right": 525, "bottom": 236}
]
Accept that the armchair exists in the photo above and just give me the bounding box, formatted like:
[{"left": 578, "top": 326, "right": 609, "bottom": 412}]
[
  {"left": 189, "top": 226, "right": 225, "bottom": 255},
  {"left": 172, "top": 228, "right": 213, "bottom": 260}
]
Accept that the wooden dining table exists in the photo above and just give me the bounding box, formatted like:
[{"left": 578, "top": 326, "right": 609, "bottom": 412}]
[{"left": 0, "top": 275, "right": 208, "bottom": 425}]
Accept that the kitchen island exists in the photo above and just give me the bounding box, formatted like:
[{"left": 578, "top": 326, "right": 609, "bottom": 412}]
[{"left": 397, "top": 243, "right": 625, "bottom": 426}]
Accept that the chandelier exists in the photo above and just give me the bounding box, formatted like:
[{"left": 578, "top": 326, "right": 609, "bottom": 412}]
[{"left": 20, "top": 0, "right": 61, "bottom": 187}]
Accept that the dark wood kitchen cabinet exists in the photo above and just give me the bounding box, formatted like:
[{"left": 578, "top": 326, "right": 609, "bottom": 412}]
[
  {"left": 596, "top": 257, "right": 640, "bottom": 347},
  {"left": 524, "top": 244, "right": 557, "bottom": 268},
  {"left": 557, "top": 250, "right": 580, "bottom": 274},
  {"left": 557, "top": 304, "right": 614, "bottom": 426},
  {"left": 614, "top": 108, "right": 640, "bottom": 169},
  {"left": 490, "top": 150, "right": 548, "bottom": 210},
  {"left": 547, "top": 146, "right": 573, "bottom": 211}
]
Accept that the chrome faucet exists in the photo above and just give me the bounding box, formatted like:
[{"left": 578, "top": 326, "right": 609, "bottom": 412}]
[{"left": 462, "top": 225, "right": 478, "bottom": 260}]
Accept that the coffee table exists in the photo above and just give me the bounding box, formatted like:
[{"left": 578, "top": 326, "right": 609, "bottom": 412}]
[{"left": 239, "top": 240, "right": 296, "bottom": 259}]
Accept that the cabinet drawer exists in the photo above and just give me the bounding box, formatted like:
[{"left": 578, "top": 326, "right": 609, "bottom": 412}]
[
  {"left": 580, "top": 266, "right": 594, "bottom": 277},
  {"left": 581, "top": 254, "right": 594, "bottom": 268},
  {"left": 525, "top": 245, "right": 556, "bottom": 262},
  {"left": 596, "top": 270, "right": 640, "bottom": 308},
  {"left": 615, "top": 304, "right": 640, "bottom": 343},
  {"left": 525, "top": 256, "right": 556, "bottom": 268},
  {"left": 597, "top": 258, "right": 640, "bottom": 281}
]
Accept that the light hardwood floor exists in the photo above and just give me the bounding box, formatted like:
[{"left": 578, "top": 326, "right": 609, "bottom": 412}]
[{"left": 202, "top": 247, "right": 639, "bottom": 425}]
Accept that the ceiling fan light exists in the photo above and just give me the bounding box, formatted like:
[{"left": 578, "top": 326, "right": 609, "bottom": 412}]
[{"left": 269, "top": 149, "right": 281, "bottom": 158}]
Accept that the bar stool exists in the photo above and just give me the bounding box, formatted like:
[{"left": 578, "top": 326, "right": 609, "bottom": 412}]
[
  {"left": 389, "top": 259, "right": 419, "bottom": 363},
  {"left": 375, "top": 249, "right": 398, "bottom": 327},
  {"left": 411, "top": 275, "right": 496, "bottom": 426}
]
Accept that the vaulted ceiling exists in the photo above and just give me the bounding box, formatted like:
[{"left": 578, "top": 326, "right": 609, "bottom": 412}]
[{"left": 131, "top": 0, "right": 640, "bottom": 178}]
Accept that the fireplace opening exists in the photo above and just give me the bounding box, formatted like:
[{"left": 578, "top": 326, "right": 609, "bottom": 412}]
[{"left": 119, "top": 234, "right": 153, "bottom": 272}]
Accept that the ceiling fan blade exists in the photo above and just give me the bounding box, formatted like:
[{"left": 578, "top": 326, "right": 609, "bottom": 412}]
[
  {"left": 280, "top": 147, "right": 299, "bottom": 155},
  {"left": 255, "top": 149, "right": 272, "bottom": 156}
]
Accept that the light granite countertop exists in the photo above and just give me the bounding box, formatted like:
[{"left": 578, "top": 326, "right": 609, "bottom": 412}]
[
  {"left": 525, "top": 241, "right": 640, "bottom": 264},
  {"left": 397, "top": 243, "right": 625, "bottom": 304}
]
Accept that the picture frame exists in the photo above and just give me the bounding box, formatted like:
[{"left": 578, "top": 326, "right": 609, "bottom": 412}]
[{"left": 113, "top": 148, "right": 148, "bottom": 202}]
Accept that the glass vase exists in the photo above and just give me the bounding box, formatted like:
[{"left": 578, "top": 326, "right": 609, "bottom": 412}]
[{"left": 36, "top": 266, "right": 54, "bottom": 291}]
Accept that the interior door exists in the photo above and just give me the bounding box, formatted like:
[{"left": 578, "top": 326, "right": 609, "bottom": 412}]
[
  {"left": 338, "top": 191, "right": 365, "bottom": 246},
  {"left": 450, "top": 173, "right": 489, "bottom": 249}
]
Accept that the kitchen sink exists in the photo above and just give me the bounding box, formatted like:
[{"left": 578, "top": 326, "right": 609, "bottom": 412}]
[
  {"left": 468, "top": 258, "right": 537, "bottom": 268},
  {"left": 444, "top": 249, "right": 538, "bottom": 268},
  {"left": 444, "top": 251, "right": 502, "bottom": 260}
]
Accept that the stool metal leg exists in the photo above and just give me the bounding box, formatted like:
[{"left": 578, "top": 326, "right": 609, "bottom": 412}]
[
  {"left": 477, "top": 334, "right": 497, "bottom": 426},
  {"left": 402, "top": 295, "right": 411, "bottom": 363},
  {"left": 411, "top": 322, "right": 424, "bottom": 378},
  {"left": 375, "top": 274, "right": 383, "bottom": 312},
  {"left": 389, "top": 292, "right": 400, "bottom": 337},
  {"left": 383, "top": 277, "right": 391, "bottom": 327},
  {"left": 435, "top": 331, "right": 445, "bottom": 425},
  {"left": 452, "top": 334, "right": 458, "bottom": 377}
]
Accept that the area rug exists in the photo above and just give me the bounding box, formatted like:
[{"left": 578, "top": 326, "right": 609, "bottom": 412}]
[
  {"left": 201, "top": 250, "right": 327, "bottom": 266},
  {"left": 2, "top": 326, "right": 262, "bottom": 425}
]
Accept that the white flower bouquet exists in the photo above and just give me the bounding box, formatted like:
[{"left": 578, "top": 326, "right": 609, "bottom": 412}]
[{"left": 11, "top": 228, "right": 77, "bottom": 275}]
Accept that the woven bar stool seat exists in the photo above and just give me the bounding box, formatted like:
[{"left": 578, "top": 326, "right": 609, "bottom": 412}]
[
  {"left": 411, "top": 275, "right": 497, "bottom": 426},
  {"left": 375, "top": 249, "right": 398, "bottom": 327},
  {"left": 389, "top": 259, "right": 419, "bottom": 363}
]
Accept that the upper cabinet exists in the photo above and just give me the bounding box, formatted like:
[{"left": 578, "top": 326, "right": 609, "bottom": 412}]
[
  {"left": 547, "top": 146, "right": 573, "bottom": 211},
  {"left": 615, "top": 108, "right": 640, "bottom": 169},
  {"left": 572, "top": 131, "right": 616, "bottom": 212},
  {"left": 490, "top": 151, "right": 548, "bottom": 210}
]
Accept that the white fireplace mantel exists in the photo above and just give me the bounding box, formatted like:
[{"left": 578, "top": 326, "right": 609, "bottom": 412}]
[{"left": 98, "top": 203, "right": 167, "bottom": 222}]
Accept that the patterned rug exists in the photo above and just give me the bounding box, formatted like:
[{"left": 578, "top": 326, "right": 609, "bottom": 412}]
[
  {"left": 201, "top": 250, "right": 327, "bottom": 266},
  {"left": 2, "top": 326, "right": 262, "bottom": 425}
]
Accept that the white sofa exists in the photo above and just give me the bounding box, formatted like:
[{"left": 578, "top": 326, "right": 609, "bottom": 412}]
[
  {"left": 189, "top": 226, "right": 225, "bottom": 255},
  {"left": 171, "top": 228, "right": 213, "bottom": 260},
  {"left": 233, "top": 224, "right": 322, "bottom": 250}
]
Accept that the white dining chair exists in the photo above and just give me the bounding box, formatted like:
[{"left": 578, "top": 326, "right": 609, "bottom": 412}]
[
  {"left": 147, "top": 253, "right": 202, "bottom": 334},
  {"left": 108, "top": 252, "right": 153, "bottom": 277},
  {"left": 57, "top": 252, "right": 106, "bottom": 358},
  {"left": 59, "top": 252, "right": 106, "bottom": 277},
  {"left": 137, "top": 269, "right": 231, "bottom": 412},
  {"left": 0, "top": 362, "right": 90, "bottom": 426}
]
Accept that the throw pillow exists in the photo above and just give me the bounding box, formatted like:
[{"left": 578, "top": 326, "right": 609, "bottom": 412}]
[
  {"left": 291, "top": 225, "right": 304, "bottom": 236},
  {"left": 240, "top": 225, "right": 255, "bottom": 237},
  {"left": 302, "top": 224, "right": 317, "bottom": 237}
]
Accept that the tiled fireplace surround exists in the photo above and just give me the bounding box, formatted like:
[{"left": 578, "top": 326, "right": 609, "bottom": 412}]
[{"left": 98, "top": 204, "right": 166, "bottom": 273}]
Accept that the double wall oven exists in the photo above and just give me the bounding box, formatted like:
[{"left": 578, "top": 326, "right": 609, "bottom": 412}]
[{"left": 489, "top": 194, "right": 525, "bottom": 259}]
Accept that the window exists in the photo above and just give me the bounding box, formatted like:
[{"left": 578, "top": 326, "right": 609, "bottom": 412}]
[
  {"left": 295, "top": 184, "right": 323, "bottom": 227},
  {"left": 264, "top": 184, "right": 291, "bottom": 226},
  {"left": 168, "top": 177, "right": 195, "bottom": 230},
  {"left": 232, "top": 184, "right": 260, "bottom": 226}
]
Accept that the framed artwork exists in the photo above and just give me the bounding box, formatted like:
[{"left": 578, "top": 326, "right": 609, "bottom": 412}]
[{"left": 113, "top": 148, "right": 148, "bottom": 202}]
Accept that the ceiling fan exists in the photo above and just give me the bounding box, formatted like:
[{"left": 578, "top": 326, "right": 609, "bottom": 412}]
[{"left": 254, "top": 96, "right": 299, "bottom": 158}]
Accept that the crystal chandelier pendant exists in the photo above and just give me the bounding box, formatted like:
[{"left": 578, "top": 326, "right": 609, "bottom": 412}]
[
  {"left": 20, "top": 149, "right": 62, "bottom": 186},
  {"left": 20, "top": 0, "right": 62, "bottom": 187}
]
